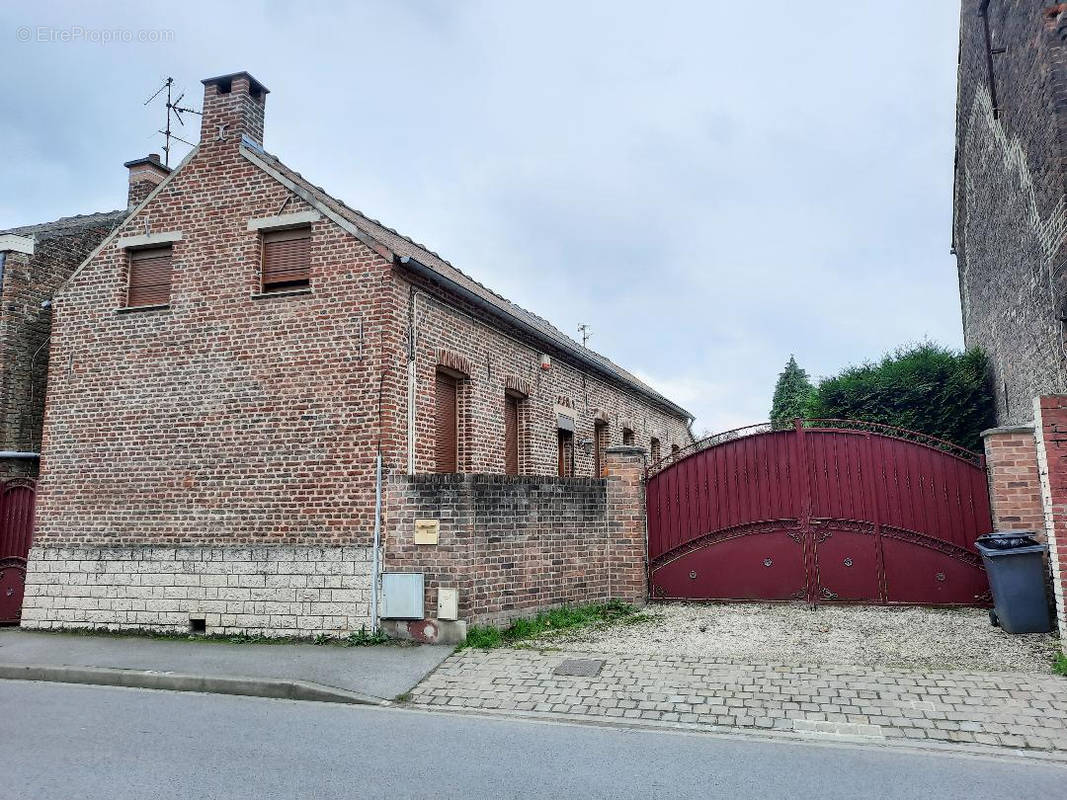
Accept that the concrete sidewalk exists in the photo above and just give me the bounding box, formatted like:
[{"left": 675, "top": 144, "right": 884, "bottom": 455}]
[{"left": 0, "top": 628, "right": 451, "bottom": 704}]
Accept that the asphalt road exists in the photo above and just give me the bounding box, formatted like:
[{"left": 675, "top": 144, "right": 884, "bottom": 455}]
[{"left": 2, "top": 680, "right": 1064, "bottom": 800}]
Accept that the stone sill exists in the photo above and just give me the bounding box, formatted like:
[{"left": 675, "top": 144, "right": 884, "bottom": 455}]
[
  {"left": 115, "top": 304, "right": 171, "bottom": 314},
  {"left": 251, "top": 288, "right": 312, "bottom": 300},
  {"left": 980, "top": 424, "right": 1035, "bottom": 438}
]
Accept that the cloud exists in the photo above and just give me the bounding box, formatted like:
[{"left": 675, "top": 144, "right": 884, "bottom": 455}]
[{"left": 0, "top": 1, "right": 964, "bottom": 433}]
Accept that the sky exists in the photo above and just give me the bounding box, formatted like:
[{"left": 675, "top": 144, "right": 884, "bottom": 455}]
[{"left": 0, "top": 1, "right": 963, "bottom": 435}]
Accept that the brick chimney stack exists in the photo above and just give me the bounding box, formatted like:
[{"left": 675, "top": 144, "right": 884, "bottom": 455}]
[
  {"left": 200, "top": 71, "right": 269, "bottom": 149},
  {"left": 124, "top": 154, "right": 171, "bottom": 209}
]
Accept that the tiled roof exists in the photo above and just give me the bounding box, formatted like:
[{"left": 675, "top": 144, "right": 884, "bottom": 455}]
[
  {"left": 1, "top": 209, "right": 127, "bottom": 238},
  {"left": 242, "top": 143, "right": 692, "bottom": 421}
]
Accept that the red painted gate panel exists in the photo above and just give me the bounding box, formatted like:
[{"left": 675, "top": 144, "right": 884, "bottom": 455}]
[
  {"left": 0, "top": 480, "right": 37, "bottom": 625},
  {"left": 647, "top": 421, "right": 993, "bottom": 606}
]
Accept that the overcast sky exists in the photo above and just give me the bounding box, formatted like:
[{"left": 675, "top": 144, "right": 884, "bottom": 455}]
[{"left": 0, "top": 1, "right": 962, "bottom": 433}]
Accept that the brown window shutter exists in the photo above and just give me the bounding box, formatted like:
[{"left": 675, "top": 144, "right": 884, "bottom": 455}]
[
  {"left": 435, "top": 371, "right": 458, "bottom": 474},
  {"left": 262, "top": 227, "right": 311, "bottom": 291},
  {"left": 128, "top": 246, "right": 173, "bottom": 307},
  {"left": 504, "top": 394, "right": 519, "bottom": 476}
]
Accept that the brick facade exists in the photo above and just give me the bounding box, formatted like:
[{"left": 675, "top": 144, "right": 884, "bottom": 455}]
[
  {"left": 981, "top": 424, "right": 1045, "bottom": 535},
  {"left": 954, "top": 1, "right": 1067, "bottom": 425},
  {"left": 385, "top": 447, "right": 647, "bottom": 629},
  {"left": 22, "top": 72, "right": 689, "bottom": 636}
]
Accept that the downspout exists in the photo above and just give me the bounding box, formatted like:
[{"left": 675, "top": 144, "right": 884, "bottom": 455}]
[
  {"left": 407, "top": 290, "right": 424, "bottom": 474},
  {"left": 371, "top": 446, "right": 382, "bottom": 633}
]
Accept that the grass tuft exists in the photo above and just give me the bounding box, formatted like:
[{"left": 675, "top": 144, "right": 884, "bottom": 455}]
[
  {"left": 460, "top": 599, "right": 641, "bottom": 650},
  {"left": 1054, "top": 652, "right": 1067, "bottom": 677}
]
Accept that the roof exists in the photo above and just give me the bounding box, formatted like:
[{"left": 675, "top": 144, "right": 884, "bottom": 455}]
[
  {"left": 239, "top": 140, "right": 693, "bottom": 421},
  {"left": 0, "top": 209, "right": 127, "bottom": 240}
]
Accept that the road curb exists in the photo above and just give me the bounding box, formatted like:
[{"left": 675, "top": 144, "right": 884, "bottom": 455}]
[
  {"left": 0, "top": 663, "right": 387, "bottom": 706},
  {"left": 406, "top": 703, "right": 1067, "bottom": 766}
]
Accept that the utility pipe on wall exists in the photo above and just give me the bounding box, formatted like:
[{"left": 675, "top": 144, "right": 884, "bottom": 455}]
[
  {"left": 370, "top": 447, "right": 382, "bottom": 633},
  {"left": 406, "top": 290, "right": 425, "bottom": 474}
]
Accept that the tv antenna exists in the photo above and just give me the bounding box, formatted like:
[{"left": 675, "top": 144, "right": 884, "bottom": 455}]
[
  {"left": 144, "top": 77, "right": 201, "bottom": 167},
  {"left": 578, "top": 323, "right": 592, "bottom": 348}
]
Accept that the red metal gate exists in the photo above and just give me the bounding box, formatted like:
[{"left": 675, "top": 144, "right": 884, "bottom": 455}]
[
  {"left": 0, "top": 480, "right": 36, "bottom": 624},
  {"left": 646, "top": 421, "right": 993, "bottom": 605}
]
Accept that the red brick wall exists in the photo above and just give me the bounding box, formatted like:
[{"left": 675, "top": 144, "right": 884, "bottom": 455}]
[
  {"left": 37, "top": 99, "right": 403, "bottom": 548},
  {"left": 405, "top": 287, "right": 692, "bottom": 478},
  {"left": 385, "top": 447, "right": 647, "bottom": 625},
  {"left": 982, "top": 425, "right": 1045, "bottom": 536}
]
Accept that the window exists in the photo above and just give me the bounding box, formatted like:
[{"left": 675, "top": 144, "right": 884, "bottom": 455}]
[
  {"left": 557, "top": 429, "right": 574, "bottom": 477},
  {"left": 261, "top": 227, "right": 310, "bottom": 292},
  {"left": 504, "top": 393, "right": 521, "bottom": 476},
  {"left": 127, "top": 245, "right": 173, "bottom": 307},
  {"left": 593, "top": 420, "right": 608, "bottom": 477},
  {"left": 622, "top": 428, "right": 634, "bottom": 446},
  {"left": 671, "top": 443, "right": 680, "bottom": 457},
  {"left": 650, "top": 437, "right": 661, "bottom": 463},
  {"left": 434, "top": 370, "right": 458, "bottom": 473}
]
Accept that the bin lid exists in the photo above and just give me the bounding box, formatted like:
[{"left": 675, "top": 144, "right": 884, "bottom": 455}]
[{"left": 975, "top": 533, "right": 1046, "bottom": 556}]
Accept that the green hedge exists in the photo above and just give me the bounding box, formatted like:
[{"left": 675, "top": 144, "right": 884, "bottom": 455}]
[{"left": 802, "top": 343, "right": 996, "bottom": 453}]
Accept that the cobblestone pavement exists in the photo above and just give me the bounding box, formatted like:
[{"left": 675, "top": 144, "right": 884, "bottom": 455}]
[{"left": 410, "top": 648, "right": 1067, "bottom": 753}]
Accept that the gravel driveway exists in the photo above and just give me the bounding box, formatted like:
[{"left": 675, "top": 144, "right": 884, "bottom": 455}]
[{"left": 539, "top": 602, "right": 1060, "bottom": 673}]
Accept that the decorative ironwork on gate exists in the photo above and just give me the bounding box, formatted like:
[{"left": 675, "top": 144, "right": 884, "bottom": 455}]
[{"left": 645, "top": 419, "right": 993, "bottom": 606}]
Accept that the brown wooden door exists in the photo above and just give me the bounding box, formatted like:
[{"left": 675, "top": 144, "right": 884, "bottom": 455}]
[
  {"left": 557, "top": 429, "right": 574, "bottom": 477},
  {"left": 504, "top": 395, "right": 519, "bottom": 476},
  {"left": 435, "top": 371, "right": 458, "bottom": 473}
]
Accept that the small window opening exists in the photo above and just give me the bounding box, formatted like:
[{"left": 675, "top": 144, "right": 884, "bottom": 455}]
[
  {"left": 622, "top": 428, "right": 635, "bottom": 446},
  {"left": 650, "top": 437, "right": 661, "bottom": 464},
  {"left": 189, "top": 617, "right": 207, "bottom": 634}
]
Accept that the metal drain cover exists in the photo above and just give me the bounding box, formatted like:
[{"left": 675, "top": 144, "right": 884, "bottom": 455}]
[{"left": 553, "top": 658, "right": 604, "bottom": 677}]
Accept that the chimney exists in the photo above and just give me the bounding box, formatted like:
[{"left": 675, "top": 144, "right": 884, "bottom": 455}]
[
  {"left": 200, "top": 71, "right": 269, "bottom": 149},
  {"left": 124, "top": 154, "right": 171, "bottom": 208}
]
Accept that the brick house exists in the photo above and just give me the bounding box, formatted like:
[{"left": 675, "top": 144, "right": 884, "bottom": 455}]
[{"left": 20, "top": 71, "right": 692, "bottom": 638}]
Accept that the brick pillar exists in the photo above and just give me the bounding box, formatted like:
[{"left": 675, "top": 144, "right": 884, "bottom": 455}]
[
  {"left": 604, "top": 445, "right": 648, "bottom": 607},
  {"left": 981, "top": 424, "right": 1045, "bottom": 536},
  {"left": 1033, "top": 397, "right": 1067, "bottom": 644}
]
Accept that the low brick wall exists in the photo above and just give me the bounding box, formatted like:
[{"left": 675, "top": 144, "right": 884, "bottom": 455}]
[
  {"left": 20, "top": 545, "right": 373, "bottom": 637},
  {"left": 385, "top": 447, "right": 647, "bottom": 627}
]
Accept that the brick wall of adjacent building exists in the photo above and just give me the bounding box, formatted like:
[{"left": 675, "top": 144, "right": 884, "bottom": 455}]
[
  {"left": 0, "top": 212, "right": 125, "bottom": 478},
  {"left": 954, "top": 1, "right": 1067, "bottom": 425},
  {"left": 385, "top": 447, "right": 648, "bottom": 627},
  {"left": 982, "top": 424, "right": 1045, "bottom": 536}
]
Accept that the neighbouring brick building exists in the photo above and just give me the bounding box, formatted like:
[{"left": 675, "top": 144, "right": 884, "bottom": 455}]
[
  {"left": 0, "top": 213, "right": 129, "bottom": 480},
  {"left": 953, "top": 1, "right": 1067, "bottom": 426},
  {"left": 955, "top": 3, "right": 1067, "bottom": 644},
  {"left": 20, "top": 71, "right": 692, "bottom": 638}
]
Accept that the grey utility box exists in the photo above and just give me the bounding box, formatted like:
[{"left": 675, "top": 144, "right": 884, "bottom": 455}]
[
  {"left": 975, "top": 532, "right": 1052, "bottom": 634},
  {"left": 381, "top": 572, "right": 425, "bottom": 620}
]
